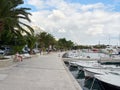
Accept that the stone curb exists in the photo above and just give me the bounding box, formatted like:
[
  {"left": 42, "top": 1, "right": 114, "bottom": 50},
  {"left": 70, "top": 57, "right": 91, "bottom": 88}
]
[{"left": 61, "top": 54, "right": 82, "bottom": 90}]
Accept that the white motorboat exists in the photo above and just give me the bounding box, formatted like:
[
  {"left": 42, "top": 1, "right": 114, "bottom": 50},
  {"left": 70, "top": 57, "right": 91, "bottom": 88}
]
[
  {"left": 65, "top": 50, "right": 109, "bottom": 61},
  {"left": 76, "top": 59, "right": 120, "bottom": 70},
  {"left": 100, "top": 55, "right": 120, "bottom": 64},
  {"left": 84, "top": 67, "right": 120, "bottom": 78},
  {"left": 66, "top": 50, "right": 81, "bottom": 58},
  {"left": 84, "top": 68, "right": 108, "bottom": 78},
  {"left": 74, "top": 61, "right": 98, "bottom": 70},
  {"left": 69, "top": 60, "right": 98, "bottom": 70},
  {"left": 95, "top": 72, "right": 120, "bottom": 90}
]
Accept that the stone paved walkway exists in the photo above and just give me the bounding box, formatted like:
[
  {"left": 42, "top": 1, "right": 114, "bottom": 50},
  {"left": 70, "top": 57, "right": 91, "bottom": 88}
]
[{"left": 0, "top": 53, "right": 82, "bottom": 90}]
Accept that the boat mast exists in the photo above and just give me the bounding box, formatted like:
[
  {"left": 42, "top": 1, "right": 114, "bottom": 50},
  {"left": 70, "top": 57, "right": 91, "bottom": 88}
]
[
  {"left": 108, "top": 35, "right": 111, "bottom": 45},
  {"left": 118, "top": 33, "right": 120, "bottom": 47}
]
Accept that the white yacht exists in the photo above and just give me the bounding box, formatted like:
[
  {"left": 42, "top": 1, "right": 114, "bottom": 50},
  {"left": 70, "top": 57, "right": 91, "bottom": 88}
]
[
  {"left": 84, "top": 67, "right": 120, "bottom": 78},
  {"left": 95, "top": 72, "right": 120, "bottom": 90}
]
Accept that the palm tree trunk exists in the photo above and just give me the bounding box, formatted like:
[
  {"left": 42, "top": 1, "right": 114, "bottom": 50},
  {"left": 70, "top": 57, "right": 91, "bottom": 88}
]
[
  {"left": 30, "top": 49, "right": 33, "bottom": 55},
  {"left": 0, "top": 21, "right": 3, "bottom": 32}
]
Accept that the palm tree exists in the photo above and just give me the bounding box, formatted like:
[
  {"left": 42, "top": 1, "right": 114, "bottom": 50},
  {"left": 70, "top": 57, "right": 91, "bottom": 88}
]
[
  {"left": 0, "top": 29, "right": 14, "bottom": 45},
  {"left": 37, "top": 32, "right": 56, "bottom": 49},
  {"left": 25, "top": 34, "right": 37, "bottom": 54},
  {"left": 37, "top": 32, "right": 47, "bottom": 48},
  {"left": 0, "top": 0, "right": 34, "bottom": 36},
  {"left": 57, "top": 38, "right": 74, "bottom": 50}
]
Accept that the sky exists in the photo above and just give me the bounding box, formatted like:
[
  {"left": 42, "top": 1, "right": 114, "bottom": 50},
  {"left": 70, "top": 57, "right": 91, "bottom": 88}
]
[{"left": 22, "top": 0, "right": 120, "bottom": 45}]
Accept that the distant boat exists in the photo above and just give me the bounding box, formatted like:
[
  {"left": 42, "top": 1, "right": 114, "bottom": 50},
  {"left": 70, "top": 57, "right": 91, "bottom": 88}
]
[
  {"left": 65, "top": 50, "right": 109, "bottom": 60},
  {"left": 75, "top": 60, "right": 120, "bottom": 71},
  {"left": 100, "top": 54, "right": 120, "bottom": 64},
  {"left": 95, "top": 72, "right": 120, "bottom": 90}
]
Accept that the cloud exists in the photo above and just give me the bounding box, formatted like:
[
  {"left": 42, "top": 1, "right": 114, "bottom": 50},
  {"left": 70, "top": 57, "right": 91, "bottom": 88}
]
[
  {"left": 26, "top": 0, "right": 120, "bottom": 45},
  {"left": 86, "top": 24, "right": 104, "bottom": 36},
  {"left": 80, "top": 3, "right": 105, "bottom": 11},
  {"left": 48, "top": 10, "right": 66, "bottom": 21},
  {"left": 58, "top": 29, "right": 66, "bottom": 33}
]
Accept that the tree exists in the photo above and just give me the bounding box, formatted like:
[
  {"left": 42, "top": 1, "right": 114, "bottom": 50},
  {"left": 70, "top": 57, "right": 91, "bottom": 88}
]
[
  {"left": 45, "top": 33, "right": 56, "bottom": 48},
  {"left": 12, "top": 36, "right": 26, "bottom": 54},
  {"left": 57, "top": 38, "right": 74, "bottom": 50},
  {"left": 37, "top": 32, "right": 47, "bottom": 48},
  {"left": 66, "top": 40, "right": 74, "bottom": 50},
  {"left": 57, "top": 38, "right": 67, "bottom": 50},
  {"left": 37, "top": 32, "right": 56, "bottom": 50},
  {"left": 0, "top": 30, "right": 14, "bottom": 45},
  {"left": 0, "top": 0, "right": 34, "bottom": 36},
  {"left": 25, "top": 34, "right": 37, "bottom": 54},
  {"left": 0, "top": 29, "right": 27, "bottom": 54}
]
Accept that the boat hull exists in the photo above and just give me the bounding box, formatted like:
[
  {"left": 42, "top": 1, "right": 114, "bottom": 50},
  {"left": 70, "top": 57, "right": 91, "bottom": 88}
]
[
  {"left": 95, "top": 73, "right": 120, "bottom": 90},
  {"left": 84, "top": 68, "right": 106, "bottom": 78},
  {"left": 97, "top": 79, "right": 120, "bottom": 90},
  {"left": 84, "top": 69, "right": 95, "bottom": 78}
]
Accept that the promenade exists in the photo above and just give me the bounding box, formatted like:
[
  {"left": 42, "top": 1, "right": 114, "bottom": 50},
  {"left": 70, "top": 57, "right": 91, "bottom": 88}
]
[{"left": 0, "top": 53, "right": 82, "bottom": 90}]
